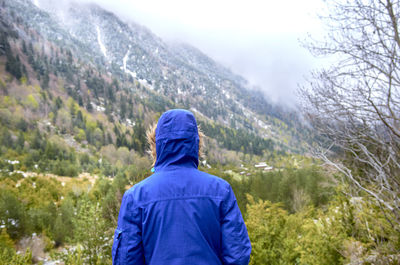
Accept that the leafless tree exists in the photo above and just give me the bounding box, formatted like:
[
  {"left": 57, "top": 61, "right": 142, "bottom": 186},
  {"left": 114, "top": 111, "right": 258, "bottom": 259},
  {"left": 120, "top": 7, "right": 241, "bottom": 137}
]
[{"left": 301, "top": 0, "right": 400, "bottom": 230}]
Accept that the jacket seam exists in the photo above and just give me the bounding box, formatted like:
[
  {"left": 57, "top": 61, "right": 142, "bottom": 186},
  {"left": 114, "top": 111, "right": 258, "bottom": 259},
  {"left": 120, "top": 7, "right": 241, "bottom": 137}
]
[{"left": 137, "top": 195, "right": 225, "bottom": 207}]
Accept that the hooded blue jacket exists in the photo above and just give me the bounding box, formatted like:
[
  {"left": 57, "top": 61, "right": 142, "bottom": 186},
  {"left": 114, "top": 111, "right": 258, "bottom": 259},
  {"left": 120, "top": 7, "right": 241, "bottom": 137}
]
[{"left": 112, "top": 109, "right": 251, "bottom": 265}]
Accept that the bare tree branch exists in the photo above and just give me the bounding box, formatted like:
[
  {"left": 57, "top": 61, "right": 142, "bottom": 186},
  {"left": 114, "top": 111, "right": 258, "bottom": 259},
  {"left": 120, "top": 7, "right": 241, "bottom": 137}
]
[{"left": 301, "top": 0, "right": 400, "bottom": 229}]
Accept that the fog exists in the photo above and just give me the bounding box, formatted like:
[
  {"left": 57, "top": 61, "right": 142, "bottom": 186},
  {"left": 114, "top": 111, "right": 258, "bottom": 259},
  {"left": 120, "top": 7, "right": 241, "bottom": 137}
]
[{"left": 45, "top": 0, "right": 327, "bottom": 107}]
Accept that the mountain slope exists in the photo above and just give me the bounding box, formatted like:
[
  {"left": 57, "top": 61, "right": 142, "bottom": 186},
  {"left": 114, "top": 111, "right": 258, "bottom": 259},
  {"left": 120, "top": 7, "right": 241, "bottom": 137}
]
[{"left": 0, "top": 0, "right": 313, "bottom": 174}]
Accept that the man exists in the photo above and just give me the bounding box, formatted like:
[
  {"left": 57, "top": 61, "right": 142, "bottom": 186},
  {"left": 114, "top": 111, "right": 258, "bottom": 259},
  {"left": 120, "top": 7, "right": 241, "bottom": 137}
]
[{"left": 112, "top": 109, "right": 251, "bottom": 264}]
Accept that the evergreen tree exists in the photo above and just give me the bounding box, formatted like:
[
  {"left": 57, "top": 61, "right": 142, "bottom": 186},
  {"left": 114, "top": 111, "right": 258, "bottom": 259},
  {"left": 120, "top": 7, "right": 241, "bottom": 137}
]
[
  {"left": 86, "top": 100, "right": 93, "bottom": 112},
  {"left": 22, "top": 40, "right": 27, "bottom": 54},
  {"left": 73, "top": 197, "right": 112, "bottom": 265},
  {"left": 5, "top": 53, "right": 22, "bottom": 80}
]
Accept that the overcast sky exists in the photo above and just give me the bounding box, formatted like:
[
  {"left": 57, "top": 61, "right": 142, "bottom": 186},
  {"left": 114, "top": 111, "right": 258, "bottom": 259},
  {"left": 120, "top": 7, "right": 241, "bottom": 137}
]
[{"left": 76, "top": 0, "right": 326, "bottom": 107}]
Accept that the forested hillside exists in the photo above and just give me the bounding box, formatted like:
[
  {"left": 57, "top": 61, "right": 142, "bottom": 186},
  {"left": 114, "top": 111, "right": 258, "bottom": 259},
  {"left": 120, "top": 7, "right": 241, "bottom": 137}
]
[{"left": 0, "top": 0, "right": 399, "bottom": 264}]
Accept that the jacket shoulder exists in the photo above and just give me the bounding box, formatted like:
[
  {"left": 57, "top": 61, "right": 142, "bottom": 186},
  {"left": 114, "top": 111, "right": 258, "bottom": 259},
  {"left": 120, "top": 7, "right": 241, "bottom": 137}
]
[
  {"left": 196, "top": 170, "right": 231, "bottom": 187},
  {"left": 124, "top": 169, "right": 233, "bottom": 206}
]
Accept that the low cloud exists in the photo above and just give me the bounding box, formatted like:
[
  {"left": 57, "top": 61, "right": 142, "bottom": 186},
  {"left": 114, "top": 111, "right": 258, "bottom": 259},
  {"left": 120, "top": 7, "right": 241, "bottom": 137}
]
[{"left": 39, "top": 0, "right": 325, "bottom": 107}]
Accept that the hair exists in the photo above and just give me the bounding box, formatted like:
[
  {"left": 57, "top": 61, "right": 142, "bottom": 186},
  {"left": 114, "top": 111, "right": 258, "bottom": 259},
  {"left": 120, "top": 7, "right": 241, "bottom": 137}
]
[{"left": 146, "top": 123, "right": 205, "bottom": 167}]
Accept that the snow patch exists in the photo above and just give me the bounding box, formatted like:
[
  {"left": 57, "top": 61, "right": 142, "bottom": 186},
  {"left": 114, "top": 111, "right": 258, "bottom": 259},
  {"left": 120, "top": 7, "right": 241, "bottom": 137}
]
[
  {"left": 122, "top": 49, "right": 137, "bottom": 79},
  {"left": 138, "top": 79, "right": 153, "bottom": 90},
  {"left": 138, "top": 79, "right": 148, "bottom": 85},
  {"left": 10, "top": 170, "right": 27, "bottom": 177},
  {"left": 91, "top": 102, "right": 105, "bottom": 112},
  {"left": 33, "top": 0, "right": 39, "bottom": 7},
  {"left": 96, "top": 26, "right": 107, "bottom": 58},
  {"left": 5, "top": 159, "right": 19, "bottom": 165},
  {"left": 222, "top": 89, "right": 231, "bottom": 99},
  {"left": 124, "top": 119, "right": 136, "bottom": 127},
  {"left": 256, "top": 118, "right": 269, "bottom": 130},
  {"left": 123, "top": 49, "right": 130, "bottom": 72}
]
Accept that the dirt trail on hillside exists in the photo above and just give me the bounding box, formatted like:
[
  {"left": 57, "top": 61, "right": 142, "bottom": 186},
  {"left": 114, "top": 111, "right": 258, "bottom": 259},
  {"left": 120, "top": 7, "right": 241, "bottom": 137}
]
[{"left": 15, "top": 171, "right": 103, "bottom": 185}]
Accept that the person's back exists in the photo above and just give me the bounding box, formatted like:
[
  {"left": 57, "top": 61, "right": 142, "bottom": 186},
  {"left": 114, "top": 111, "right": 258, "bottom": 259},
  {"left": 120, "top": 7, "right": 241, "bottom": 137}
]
[{"left": 112, "top": 109, "right": 251, "bottom": 265}]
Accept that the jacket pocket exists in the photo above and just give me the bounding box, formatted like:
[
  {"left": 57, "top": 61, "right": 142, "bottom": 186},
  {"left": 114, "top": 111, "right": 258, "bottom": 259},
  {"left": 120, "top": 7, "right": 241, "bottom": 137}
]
[{"left": 112, "top": 229, "right": 123, "bottom": 264}]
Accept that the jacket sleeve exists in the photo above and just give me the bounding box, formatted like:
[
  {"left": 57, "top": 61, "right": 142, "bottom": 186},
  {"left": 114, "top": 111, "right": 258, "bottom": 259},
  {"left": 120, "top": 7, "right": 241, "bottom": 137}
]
[
  {"left": 221, "top": 185, "right": 251, "bottom": 265},
  {"left": 112, "top": 191, "right": 145, "bottom": 265}
]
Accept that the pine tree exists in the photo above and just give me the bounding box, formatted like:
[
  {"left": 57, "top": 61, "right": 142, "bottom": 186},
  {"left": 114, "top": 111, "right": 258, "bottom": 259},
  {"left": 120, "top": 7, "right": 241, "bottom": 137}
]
[
  {"left": 5, "top": 53, "right": 22, "bottom": 80},
  {"left": 73, "top": 197, "right": 112, "bottom": 265}
]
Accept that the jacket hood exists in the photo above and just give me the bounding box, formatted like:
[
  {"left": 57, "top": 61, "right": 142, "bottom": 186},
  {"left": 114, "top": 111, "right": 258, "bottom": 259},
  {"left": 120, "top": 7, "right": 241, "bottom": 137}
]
[{"left": 154, "top": 109, "right": 199, "bottom": 171}]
